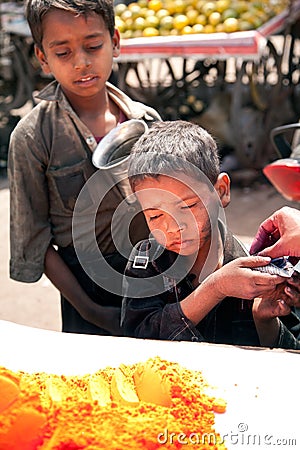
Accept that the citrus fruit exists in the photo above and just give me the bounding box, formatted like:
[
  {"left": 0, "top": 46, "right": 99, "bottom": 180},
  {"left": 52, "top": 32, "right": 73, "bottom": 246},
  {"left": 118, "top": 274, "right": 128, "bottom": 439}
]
[
  {"left": 156, "top": 9, "right": 170, "bottom": 19},
  {"left": 132, "top": 29, "right": 143, "bottom": 37},
  {"left": 203, "top": 24, "right": 216, "bottom": 33},
  {"left": 122, "top": 29, "right": 133, "bottom": 39},
  {"left": 115, "top": 17, "right": 126, "bottom": 33},
  {"left": 148, "top": 0, "right": 163, "bottom": 12},
  {"left": 115, "top": 0, "right": 277, "bottom": 38},
  {"left": 164, "top": 0, "right": 176, "bottom": 15},
  {"left": 215, "top": 0, "right": 230, "bottom": 13},
  {"left": 133, "top": 16, "right": 146, "bottom": 30},
  {"left": 142, "top": 27, "right": 160, "bottom": 37},
  {"left": 222, "top": 8, "right": 238, "bottom": 20},
  {"left": 122, "top": 8, "right": 134, "bottom": 19},
  {"left": 186, "top": 9, "right": 199, "bottom": 25},
  {"left": 181, "top": 25, "right": 193, "bottom": 34},
  {"left": 173, "top": 0, "right": 187, "bottom": 14},
  {"left": 128, "top": 3, "right": 142, "bottom": 18},
  {"left": 215, "top": 22, "right": 225, "bottom": 32},
  {"left": 144, "top": 15, "right": 160, "bottom": 28},
  {"left": 173, "top": 14, "right": 190, "bottom": 30},
  {"left": 160, "top": 15, "right": 174, "bottom": 30},
  {"left": 238, "top": 19, "right": 253, "bottom": 31},
  {"left": 192, "top": 23, "right": 204, "bottom": 33},
  {"left": 208, "top": 11, "right": 222, "bottom": 26},
  {"left": 223, "top": 17, "right": 239, "bottom": 32},
  {"left": 196, "top": 0, "right": 206, "bottom": 11},
  {"left": 114, "top": 3, "right": 127, "bottom": 16},
  {"left": 195, "top": 14, "right": 207, "bottom": 26},
  {"left": 202, "top": 2, "right": 217, "bottom": 16},
  {"left": 233, "top": 0, "right": 248, "bottom": 14}
]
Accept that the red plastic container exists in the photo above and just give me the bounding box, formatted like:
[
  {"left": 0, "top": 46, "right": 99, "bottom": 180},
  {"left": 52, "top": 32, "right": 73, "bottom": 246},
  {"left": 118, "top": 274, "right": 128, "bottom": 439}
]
[{"left": 263, "top": 159, "right": 300, "bottom": 202}]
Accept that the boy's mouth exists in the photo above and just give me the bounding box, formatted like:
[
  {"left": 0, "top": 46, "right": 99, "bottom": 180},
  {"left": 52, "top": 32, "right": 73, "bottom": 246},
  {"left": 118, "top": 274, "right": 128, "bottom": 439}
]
[
  {"left": 170, "top": 239, "right": 195, "bottom": 250},
  {"left": 75, "top": 75, "right": 98, "bottom": 84}
]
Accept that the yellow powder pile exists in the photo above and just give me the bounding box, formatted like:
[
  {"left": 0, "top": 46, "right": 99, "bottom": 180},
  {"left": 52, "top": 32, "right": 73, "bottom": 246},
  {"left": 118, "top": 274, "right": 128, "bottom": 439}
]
[{"left": 0, "top": 356, "right": 227, "bottom": 449}]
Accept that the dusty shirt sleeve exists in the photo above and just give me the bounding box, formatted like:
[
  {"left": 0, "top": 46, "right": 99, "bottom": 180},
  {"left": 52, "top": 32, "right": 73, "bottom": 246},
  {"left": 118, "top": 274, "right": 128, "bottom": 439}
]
[
  {"left": 122, "top": 293, "right": 204, "bottom": 341},
  {"left": 276, "top": 313, "right": 300, "bottom": 350},
  {"left": 8, "top": 118, "right": 53, "bottom": 282}
]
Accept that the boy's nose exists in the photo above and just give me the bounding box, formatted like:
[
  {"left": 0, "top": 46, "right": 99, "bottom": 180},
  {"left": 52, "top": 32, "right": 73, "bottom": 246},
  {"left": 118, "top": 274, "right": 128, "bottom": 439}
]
[
  {"left": 166, "top": 215, "right": 186, "bottom": 234},
  {"left": 74, "top": 50, "right": 91, "bottom": 70}
]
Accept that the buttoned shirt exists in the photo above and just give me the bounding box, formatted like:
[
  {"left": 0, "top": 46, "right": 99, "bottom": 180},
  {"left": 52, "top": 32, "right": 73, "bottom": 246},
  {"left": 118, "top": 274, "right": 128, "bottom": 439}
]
[
  {"left": 8, "top": 81, "right": 161, "bottom": 282},
  {"left": 122, "top": 222, "right": 300, "bottom": 349}
]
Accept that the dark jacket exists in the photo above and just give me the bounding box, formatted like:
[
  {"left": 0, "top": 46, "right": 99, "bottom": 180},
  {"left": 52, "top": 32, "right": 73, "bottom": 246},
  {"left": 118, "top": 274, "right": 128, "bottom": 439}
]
[{"left": 122, "top": 223, "right": 300, "bottom": 349}]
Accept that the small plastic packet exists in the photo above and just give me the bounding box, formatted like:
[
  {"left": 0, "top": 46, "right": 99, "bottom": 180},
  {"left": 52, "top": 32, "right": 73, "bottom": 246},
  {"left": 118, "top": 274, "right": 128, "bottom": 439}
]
[{"left": 252, "top": 257, "right": 295, "bottom": 278}]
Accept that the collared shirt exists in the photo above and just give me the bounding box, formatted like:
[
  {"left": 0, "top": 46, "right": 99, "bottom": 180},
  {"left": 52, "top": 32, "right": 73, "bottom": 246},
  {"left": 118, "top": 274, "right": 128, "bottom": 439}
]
[
  {"left": 122, "top": 222, "right": 300, "bottom": 349},
  {"left": 8, "top": 81, "right": 161, "bottom": 282}
]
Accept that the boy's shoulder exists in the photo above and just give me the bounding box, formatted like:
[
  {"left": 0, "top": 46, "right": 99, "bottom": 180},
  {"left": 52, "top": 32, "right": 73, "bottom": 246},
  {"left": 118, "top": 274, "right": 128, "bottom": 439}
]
[
  {"left": 10, "top": 100, "right": 48, "bottom": 141},
  {"left": 11, "top": 81, "right": 70, "bottom": 139},
  {"left": 11, "top": 82, "right": 55, "bottom": 126}
]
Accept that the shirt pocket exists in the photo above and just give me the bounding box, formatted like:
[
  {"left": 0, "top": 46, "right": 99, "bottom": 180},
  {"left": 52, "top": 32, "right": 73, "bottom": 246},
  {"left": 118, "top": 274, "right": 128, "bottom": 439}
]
[{"left": 47, "top": 159, "right": 90, "bottom": 213}]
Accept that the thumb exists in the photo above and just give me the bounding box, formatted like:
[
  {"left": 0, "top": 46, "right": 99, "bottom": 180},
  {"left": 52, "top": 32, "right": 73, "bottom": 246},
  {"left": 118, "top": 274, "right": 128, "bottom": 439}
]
[
  {"left": 249, "top": 229, "right": 271, "bottom": 255},
  {"left": 257, "top": 241, "right": 283, "bottom": 259},
  {"left": 239, "top": 256, "right": 272, "bottom": 268}
]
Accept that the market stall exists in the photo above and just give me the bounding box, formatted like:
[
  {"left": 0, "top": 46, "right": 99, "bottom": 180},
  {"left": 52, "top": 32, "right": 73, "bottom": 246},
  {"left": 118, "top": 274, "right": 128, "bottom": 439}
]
[
  {"left": 117, "top": 8, "right": 294, "bottom": 60},
  {"left": 114, "top": 0, "right": 300, "bottom": 169}
]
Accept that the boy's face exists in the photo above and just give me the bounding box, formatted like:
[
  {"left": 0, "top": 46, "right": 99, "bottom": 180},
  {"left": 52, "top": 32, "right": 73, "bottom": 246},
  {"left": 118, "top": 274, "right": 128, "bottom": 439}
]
[
  {"left": 134, "top": 174, "right": 229, "bottom": 256},
  {"left": 35, "top": 9, "right": 120, "bottom": 102}
]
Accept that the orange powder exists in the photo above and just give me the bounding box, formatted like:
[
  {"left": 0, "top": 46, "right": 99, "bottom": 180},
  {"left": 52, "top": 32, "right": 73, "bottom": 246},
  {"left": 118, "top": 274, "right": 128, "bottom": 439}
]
[{"left": 0, "top": 357, "right": 227, "bottom": 449}]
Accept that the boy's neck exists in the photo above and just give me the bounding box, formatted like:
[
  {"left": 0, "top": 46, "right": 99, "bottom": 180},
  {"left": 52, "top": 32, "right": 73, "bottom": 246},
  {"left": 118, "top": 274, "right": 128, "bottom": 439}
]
[
  {"left": 66, "top": 89, "right": 120, "bottom": 138},
  {"left": 65, "top": 87, "right": 109, "bottom": 116}
]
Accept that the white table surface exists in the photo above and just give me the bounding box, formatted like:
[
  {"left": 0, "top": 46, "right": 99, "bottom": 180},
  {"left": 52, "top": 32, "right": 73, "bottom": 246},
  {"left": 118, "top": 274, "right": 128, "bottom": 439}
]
[{"left": 0, "top": 319, "right": 299, "bottom": 449}]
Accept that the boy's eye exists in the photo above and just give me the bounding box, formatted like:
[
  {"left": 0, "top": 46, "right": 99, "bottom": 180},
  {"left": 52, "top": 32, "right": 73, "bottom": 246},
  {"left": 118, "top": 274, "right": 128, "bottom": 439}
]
[
  {"left": 56, "top": 50, "right": 70, "bottom": 58},
  {"left": 182, "top": 202, "right": 198, "bottom": 209},
  {"left": 86, "top": 40, "right": 103, "bottom": 51},
  {"left": 149, "top": 213, "right": 163, "bottom": 222},
  {"left": 88, "top": 43, "right": 103, "bottom": 51}
]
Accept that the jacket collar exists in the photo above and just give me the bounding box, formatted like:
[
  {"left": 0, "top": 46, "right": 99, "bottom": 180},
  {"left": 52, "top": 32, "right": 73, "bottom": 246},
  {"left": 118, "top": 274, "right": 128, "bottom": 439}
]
[{"left": 35, "top": 80, "right": 159, "bottom": 121}]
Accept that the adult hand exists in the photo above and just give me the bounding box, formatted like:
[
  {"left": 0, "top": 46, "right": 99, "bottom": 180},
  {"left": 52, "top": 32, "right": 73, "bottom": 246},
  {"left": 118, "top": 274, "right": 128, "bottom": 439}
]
[
  {"left": 283, "top": 272, "right": 300, "bottom": 308},
  {"left": 253, "top": 272, "right": 300, "bottom": 320},
  {"left": 253, "top": 283, "right": 292, "bottom": 322},
  {"left": 250, "top": 207, "right": 300, "bottom": 258},
  {"left": 252, "top": 271, "right": 300, "bottom": 347}
]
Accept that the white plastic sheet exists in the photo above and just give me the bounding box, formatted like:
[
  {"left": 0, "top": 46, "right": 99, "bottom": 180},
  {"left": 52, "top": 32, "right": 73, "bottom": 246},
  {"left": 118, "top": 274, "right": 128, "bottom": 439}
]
[{"left": 0, "top": 320, "right": 299, "bottom": 449}]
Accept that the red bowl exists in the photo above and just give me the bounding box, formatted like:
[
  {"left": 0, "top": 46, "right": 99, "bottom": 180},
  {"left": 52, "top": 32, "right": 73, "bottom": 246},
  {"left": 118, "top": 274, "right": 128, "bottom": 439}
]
[{"left": 263, "top": 159, "right": 300, "bottom": 202}]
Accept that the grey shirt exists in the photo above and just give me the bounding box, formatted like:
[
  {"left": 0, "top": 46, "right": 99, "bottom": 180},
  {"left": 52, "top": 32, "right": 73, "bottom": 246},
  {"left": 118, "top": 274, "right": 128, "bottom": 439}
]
[{"left": 8, "top": 81, "right": 160, "bottom": 282}]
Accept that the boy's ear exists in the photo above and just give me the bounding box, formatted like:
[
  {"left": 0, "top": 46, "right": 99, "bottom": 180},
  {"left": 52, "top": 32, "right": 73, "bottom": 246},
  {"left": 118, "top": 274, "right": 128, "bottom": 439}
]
[
  {"left": 214, "top": 172, "right": 231, "bottom": 208},
  {"left": 34, "top": 45, "right": 52, "bottom": 75},
  {"left": 112, "top": 29, "right": 121, "bottom": 58}
]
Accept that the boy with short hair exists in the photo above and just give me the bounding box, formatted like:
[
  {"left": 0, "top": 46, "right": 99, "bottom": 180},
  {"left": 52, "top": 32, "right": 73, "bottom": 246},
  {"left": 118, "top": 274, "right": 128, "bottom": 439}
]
[
  {"left": 8, "top": 0, "right": 160, "bottom": 335},
  {"left": 121, "top": 120, "right": 300, "bottom": 348}
]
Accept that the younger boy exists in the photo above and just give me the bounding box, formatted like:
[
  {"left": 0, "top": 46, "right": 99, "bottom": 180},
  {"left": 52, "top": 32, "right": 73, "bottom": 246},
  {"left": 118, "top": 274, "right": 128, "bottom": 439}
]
[
  {"left": 8, "top": 0, "right": 160, "bottom": 335},
  {"left": 121, "top": 121, "right": 300, "bottom": 348}
]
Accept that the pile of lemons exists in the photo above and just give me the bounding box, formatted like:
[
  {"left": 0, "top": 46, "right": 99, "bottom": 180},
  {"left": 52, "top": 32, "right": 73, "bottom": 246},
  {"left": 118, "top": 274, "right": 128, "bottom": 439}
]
[{"left": 115, "top": 0, "right": 288, "bottom": 38}]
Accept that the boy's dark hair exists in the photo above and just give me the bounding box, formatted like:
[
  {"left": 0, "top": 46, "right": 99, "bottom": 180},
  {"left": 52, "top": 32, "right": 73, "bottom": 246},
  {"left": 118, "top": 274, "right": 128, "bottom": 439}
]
[
  {"left": 25, "top": 0, "right": 115, "bottom": 50},
  {"left": 128, "top": 120, "right": 220, "bottom": 191}
]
